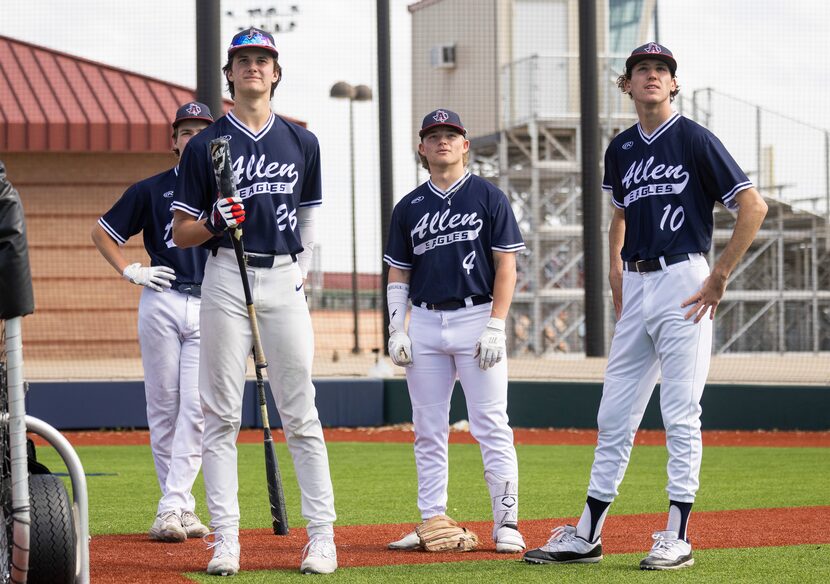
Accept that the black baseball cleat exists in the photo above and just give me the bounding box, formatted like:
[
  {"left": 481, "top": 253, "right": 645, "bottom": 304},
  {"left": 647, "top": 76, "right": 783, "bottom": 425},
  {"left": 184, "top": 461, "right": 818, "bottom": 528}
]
[{"left": 523, "top": 525, "right": 602, "bottom": 564}]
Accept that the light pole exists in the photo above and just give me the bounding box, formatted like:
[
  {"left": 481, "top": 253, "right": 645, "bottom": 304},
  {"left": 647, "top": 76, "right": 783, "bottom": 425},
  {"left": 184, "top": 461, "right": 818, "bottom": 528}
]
[{"left": 330, "top": 81, "right": 372, "bottom": 354}]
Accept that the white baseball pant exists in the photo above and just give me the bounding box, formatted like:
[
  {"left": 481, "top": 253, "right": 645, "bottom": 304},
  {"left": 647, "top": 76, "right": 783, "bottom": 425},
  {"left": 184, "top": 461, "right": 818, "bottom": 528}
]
[
  {"left": 405, "top": 302, "right": 519, "bottom": 519},
  {"left": 137, "top": 287, "right": 204, "bottom": 515},
  {"left": 588, "top": 253, "right": 712, "bottom": 504},
  {"left": 198, "top": 247, "right": 336, "bottom": 537}
]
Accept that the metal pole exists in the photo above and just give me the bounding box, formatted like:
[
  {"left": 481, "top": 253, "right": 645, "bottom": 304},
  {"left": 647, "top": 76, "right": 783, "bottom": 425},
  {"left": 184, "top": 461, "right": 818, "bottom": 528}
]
[
  {"left": 377, "top": 0, "right": 394, "bottom": 353},
  {"left": 196, "top": 0, "right": 223, "bottom": 117},
  {"left": 825, "top": 131, "right": 830, "bottom": 252},
  {"left": 349, "top": 99, "right": 360, "bottom": 354},
  {"left": 579, "top": 0, "right": 605, "bottom": 355},
  {"left": 756, "top": 106, "right": 762, "bottom": 190}
]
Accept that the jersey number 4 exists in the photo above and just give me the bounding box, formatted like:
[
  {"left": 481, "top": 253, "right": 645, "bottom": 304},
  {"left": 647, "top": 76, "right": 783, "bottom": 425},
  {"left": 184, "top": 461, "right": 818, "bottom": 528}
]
[
  {"left": 276, "top": 204, "right": 297, "bottom": 232},
  {"left": 660, "top": 204, "right": 685, "bottom": 232}
]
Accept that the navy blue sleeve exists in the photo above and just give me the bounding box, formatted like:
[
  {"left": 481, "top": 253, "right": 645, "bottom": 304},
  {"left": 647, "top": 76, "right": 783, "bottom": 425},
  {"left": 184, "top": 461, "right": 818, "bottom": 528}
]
[
  {"left": 694, "top": 132, "right": 753, "bottom": 211},
  {"left": 299, "top": 138, "right": 323, "bottom": 208},
  {"left": 603, "top": 144, "right": 624, "bottom": 209},
  {"left": 383, "top": 201, "right": 413, "bottom": 270},
  {"left": 489, "top": 189, "right": 525, "bottom": 253},
  {"left": 172, "top": 139, "right": 213, "bottom": 218},
  {"left": 98, "top": 183, "right": 147, "bottom": 244}
]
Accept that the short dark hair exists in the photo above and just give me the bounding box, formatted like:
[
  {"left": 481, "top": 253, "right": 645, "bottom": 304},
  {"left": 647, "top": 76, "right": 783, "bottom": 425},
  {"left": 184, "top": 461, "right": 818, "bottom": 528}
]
[{"left": 222, "top": 53, "right": 282, "bottom": 99}]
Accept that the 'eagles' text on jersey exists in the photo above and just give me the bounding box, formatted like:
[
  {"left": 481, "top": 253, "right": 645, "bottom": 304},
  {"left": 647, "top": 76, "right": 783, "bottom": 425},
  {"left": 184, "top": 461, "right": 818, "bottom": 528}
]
[
  {"left": 98, "top": 167, "right": 207, "bottom": 286},
  {"left": 384, "top": 173, "right": 525, "bottom": 304},
  {"left": 173, "top": 111, "right": 322, "bottom": 255},
  {"left": 602, "top": 112, "right": 752, "bottom": 261}
]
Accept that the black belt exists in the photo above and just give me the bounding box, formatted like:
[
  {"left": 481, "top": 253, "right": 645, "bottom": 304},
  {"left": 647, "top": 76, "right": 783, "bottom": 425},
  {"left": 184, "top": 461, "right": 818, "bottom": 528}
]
[
  {"left": 172, "top": 283, "right": 201, "bottom": 298},
  {"left": 624, "top": 253, "right": 690, "bottom": 273},
  {"left": 244, "top": 253, "right": 297, "bottom": 268},
  {"left": 417, "top": 295, "right": 491, "bottom": 311}
]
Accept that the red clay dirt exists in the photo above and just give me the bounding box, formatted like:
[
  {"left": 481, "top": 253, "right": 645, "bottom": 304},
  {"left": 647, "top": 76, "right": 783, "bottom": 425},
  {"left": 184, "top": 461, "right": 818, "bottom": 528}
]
[
  {"left": 93, "top": 506, "right": 830, "bottom": 584},
  {"left": 41, "top": 428, "right": 828, "bottom": 583},
  {"left": 32, "top": 426, "right": 830, "bottom": 448}
]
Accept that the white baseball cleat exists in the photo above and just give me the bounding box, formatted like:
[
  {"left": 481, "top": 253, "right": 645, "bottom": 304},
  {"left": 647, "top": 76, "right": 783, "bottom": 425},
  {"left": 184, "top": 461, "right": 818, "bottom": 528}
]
[
  {"left": 206, "top": 532, "right": 240, "bottom": 576},
  {"left": 148, "top": 510, "right": 187, "bottom": 542},
  {"left": 493, "top": 524, "right": 526, "bottom": 553},
  {"left": 387, "top": 530, "right": 420, "bottom": 550},
  {"left": 300, "top": 535, "right": 337, "bottom": 574},
  {"left": 639, "top": 530, "right": 694, "bottom": 570},
  {"left": 523, "top": 524, "right": 602, "bottom": 564},
  {"left": 181, "top": 510, "right": 210, "bottom": 538}
]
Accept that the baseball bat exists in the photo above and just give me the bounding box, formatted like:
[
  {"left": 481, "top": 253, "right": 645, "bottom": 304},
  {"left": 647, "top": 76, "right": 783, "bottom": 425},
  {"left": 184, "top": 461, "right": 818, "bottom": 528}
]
[{"left": 209, "top": 138, "right": 289, "bottom": 536}]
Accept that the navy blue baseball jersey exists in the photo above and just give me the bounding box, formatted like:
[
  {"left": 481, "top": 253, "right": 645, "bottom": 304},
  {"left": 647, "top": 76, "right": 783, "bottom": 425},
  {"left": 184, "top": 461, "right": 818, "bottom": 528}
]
[
  {"left": 98, "top": 167, "right": 208, "bottom": 286},
  {"left": 384, "top": 172, "right": 525, "bottom": 304},
  {"left": 173, "top": 111, "right": 322, "bottom": 255},
  {"left": 603, "top": 112, "right": 752, "bottom": 262}
]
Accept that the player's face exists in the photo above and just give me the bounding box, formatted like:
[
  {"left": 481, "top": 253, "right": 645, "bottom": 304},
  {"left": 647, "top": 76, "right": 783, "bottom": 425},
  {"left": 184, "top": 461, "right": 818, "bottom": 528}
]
[
  {"left": 418, "top": 128, "right": 469, "bottom": 170},
  {"left": 626, "top": 59, "right": 676, "bottom": 105},
  {"left": 173, "top": 120, "right": 210, "bottom": 159},
  {"left": 227, "top": 48, "right": 279, "bottom": 98}
]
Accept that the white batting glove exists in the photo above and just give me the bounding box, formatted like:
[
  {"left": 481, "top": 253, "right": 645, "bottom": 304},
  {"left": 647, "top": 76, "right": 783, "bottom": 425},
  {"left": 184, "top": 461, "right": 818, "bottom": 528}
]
[
  {"left": 206, "top": 196, "right": 245, "bottom": 234},
  {"left": 122, "top": 263, "right": 176, "bottom": 292},
  {"left": 475, "top": 318, "right": 506, "bottom": 371},
  {"left": 388, "top": 327, "right": 413, "bottom": 367}
]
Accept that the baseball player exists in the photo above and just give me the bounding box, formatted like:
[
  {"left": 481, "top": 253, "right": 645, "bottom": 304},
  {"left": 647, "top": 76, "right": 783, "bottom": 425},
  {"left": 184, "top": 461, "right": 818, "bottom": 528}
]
[
  {"left": 523, "top": 43, "right": 768, "bottom": 570},
  {"left": 384, "top": 109, "right": 527, "bottom": 554},
  {"left": 91, "top": 102, "right": 215, "bottom": 542},
  {"left": 171, "top": 27, "right": 337, "bottom": 576}
]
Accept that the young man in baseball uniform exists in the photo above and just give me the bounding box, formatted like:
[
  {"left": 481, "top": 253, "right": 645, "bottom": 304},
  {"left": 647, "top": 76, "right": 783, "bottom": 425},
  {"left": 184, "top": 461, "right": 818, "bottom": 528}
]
[
  {"left": 384, "top": 109, "right": 527, "bottom": 554},
  {"left": 172, "top": 28, "right": 336, "bottom": 576},
  {"left": 524, "top": 43, "right": 768, "bottom": 570},
  {"left": 92, "top": 102, "right": 214, "bottom": 542}
]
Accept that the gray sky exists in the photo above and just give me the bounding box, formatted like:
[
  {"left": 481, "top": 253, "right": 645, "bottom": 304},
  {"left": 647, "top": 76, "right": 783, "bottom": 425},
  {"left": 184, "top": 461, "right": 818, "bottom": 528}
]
[{"left": 2, "top": 1, "right": 828, "bottom": 272}]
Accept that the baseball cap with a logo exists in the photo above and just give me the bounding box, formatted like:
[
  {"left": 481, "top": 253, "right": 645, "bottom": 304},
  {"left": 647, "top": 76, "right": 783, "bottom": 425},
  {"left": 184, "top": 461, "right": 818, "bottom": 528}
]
[
  {"left": 228, "top": 27, "right": 279, "bottom": 58},
  {"left": 172, "top": 102, "right": 214, "bottom": 129},
  {"left": 625, "top": 42, "right": 677, "bottom": 76},
  {"left": 419, "top": 109, "right": 466, "bottom": 138}
]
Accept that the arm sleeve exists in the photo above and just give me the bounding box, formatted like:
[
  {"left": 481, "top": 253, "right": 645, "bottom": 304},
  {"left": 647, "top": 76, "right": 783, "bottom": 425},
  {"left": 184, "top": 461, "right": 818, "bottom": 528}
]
[
  {"left": 489, "top": 189, "right": 525, "bottom": 253},
  {"left": 603, "top": 146, "right": 625, "bottom": 209},
  {"left": 694, "top": 132, "right": 753, "bottom": 211},
  {"left": 172, "top": 141, "right": 212, "bottom": 218},
  {"left": 382, "top": 202, "right": 414, "bottom": 269},
  {"left": 295, "top": 206, "right": 317, "bottom": 278},
  {"left": 298, "top": 138, "right": 323, "bottom": 208},
  {"left": 98, "top": 183, "right": 147, "bottom": 245}
]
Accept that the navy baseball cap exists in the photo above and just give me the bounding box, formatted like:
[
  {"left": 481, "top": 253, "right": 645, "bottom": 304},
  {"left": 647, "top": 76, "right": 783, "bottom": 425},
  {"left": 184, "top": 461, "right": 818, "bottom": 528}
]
[
  {"left": 625, "top": 42, "right": 677, "bottom": 76},
  {"left": 228, "top": 27, "right": 279, "bottom": 58},
  {"left": 172, "top": 101, "right": 214, "bottom": 128},
  {"left": 419, "top": 109, "right": 466, "bottom": 138}
]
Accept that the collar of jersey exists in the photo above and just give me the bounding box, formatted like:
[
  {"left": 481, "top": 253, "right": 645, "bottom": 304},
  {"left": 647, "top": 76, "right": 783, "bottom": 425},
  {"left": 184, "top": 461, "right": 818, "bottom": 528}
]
[
  {"left": 637, "top": 111, "right": 680, "bottom": 145},
  {"left": 427, "top": 171, "right": 471, "bottom": 200},
  {"left": 227, "top": 110, "right": 276, "bottom": 142}
]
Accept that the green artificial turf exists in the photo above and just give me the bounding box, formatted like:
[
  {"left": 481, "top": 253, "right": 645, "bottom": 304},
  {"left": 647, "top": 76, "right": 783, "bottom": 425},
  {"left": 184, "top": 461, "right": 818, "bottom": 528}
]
[
  {"left": 33, "top": 441, "right": 830, "bottom": 535},
  {"left": 183, "top": 544, "right": 830, "bottom": 583}
]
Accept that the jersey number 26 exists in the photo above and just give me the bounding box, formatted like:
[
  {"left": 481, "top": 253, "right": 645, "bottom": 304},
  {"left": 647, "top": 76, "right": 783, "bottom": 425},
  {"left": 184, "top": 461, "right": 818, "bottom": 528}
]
[{"left": 276, "top": 204, "right": 297, "bottom": 232}]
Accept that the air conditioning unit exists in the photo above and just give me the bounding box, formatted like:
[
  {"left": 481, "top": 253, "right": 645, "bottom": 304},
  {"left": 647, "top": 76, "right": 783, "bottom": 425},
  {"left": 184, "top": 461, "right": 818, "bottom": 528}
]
[{"left": 430, "top": 44, "right": 456, "bottom": 69}]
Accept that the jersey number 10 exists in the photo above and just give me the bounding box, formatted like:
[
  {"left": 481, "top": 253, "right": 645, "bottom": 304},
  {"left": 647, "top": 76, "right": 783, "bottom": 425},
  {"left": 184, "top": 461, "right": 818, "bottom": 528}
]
[{"left": 660, "top": 204, "right": 685, "bottom": 232}]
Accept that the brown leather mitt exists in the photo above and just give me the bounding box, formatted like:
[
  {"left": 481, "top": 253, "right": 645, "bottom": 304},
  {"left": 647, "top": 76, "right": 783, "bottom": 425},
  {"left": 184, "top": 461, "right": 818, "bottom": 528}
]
[{"left": 415, "top": 515, "right": 479, "bottom": 552}]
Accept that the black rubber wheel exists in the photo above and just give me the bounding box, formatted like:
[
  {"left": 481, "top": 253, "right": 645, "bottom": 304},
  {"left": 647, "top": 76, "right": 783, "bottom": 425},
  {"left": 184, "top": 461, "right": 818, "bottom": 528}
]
[{"left": 27, "top": 474, "right": 76, "bottom": 584}]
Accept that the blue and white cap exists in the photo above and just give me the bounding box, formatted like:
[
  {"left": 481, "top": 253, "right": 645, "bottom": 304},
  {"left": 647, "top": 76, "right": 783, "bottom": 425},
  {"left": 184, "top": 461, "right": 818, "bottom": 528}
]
[
  {"left": 419, "top": 109, "right": 466, "bottom": 138},
  {"left": 228, "top": 27, "right": 279, "bottom": 58},
  {"left": 172, "top": 101, "right": 214, "bottom": 128},
  {"left": 625, "top": 42, "right": 677, "bottom": 76}
]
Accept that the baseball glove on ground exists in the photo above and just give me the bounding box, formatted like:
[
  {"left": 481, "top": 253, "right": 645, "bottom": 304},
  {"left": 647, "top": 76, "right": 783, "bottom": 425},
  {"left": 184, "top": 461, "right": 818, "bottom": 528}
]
[{"left": 415, "top": 515, "right": 479, "bottom": 552}]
